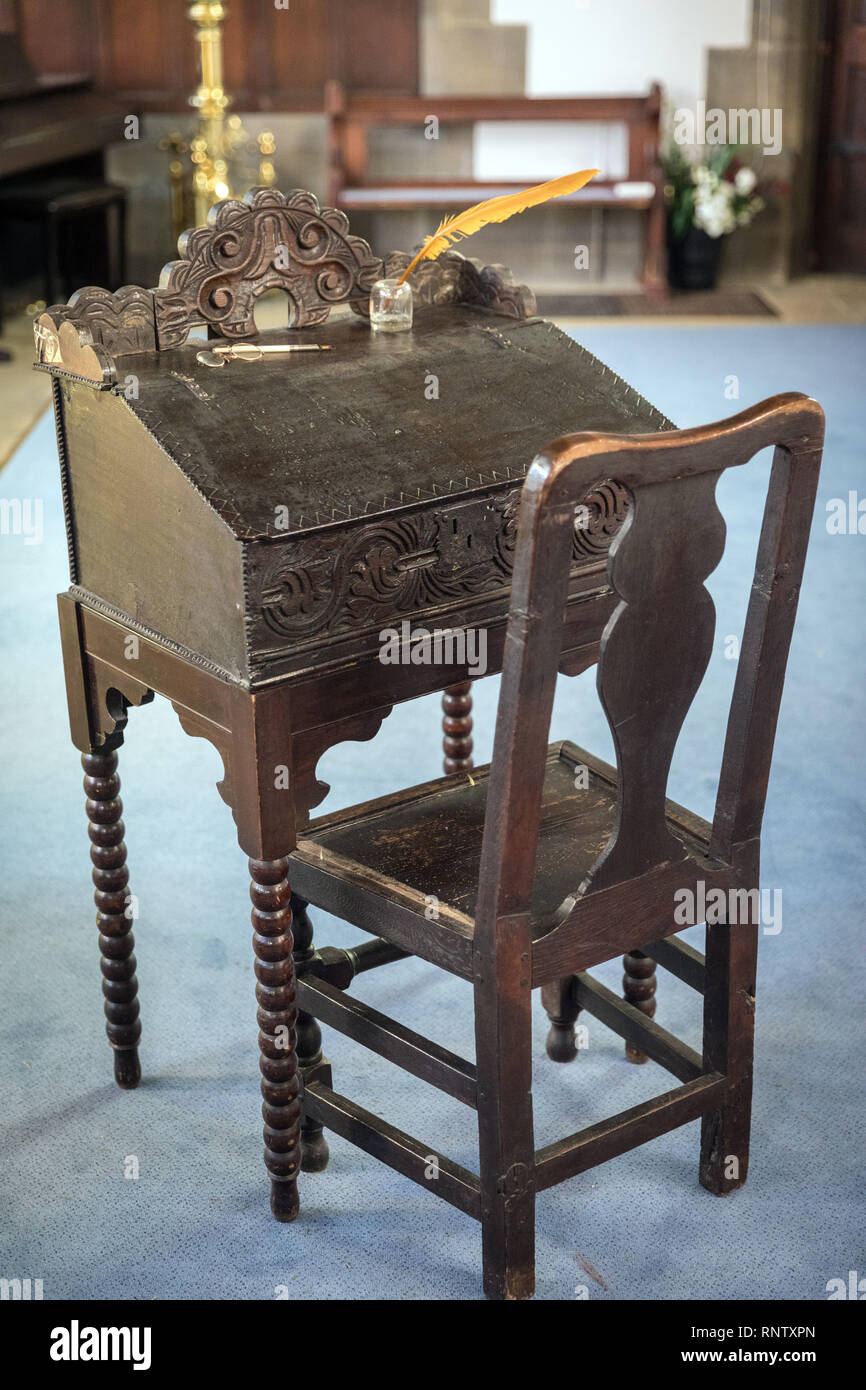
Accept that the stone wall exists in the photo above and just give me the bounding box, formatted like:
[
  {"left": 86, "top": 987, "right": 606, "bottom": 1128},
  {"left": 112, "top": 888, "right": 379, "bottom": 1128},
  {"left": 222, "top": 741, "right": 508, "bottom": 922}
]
[{"left": 706, "top": 0, "right": 825, "bottom": 284}]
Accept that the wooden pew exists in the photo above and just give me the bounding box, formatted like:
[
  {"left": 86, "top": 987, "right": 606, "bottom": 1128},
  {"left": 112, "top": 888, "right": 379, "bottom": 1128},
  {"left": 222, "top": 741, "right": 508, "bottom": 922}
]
[{"left": 325, "top": 79, "right": 666, "bottom": 294}]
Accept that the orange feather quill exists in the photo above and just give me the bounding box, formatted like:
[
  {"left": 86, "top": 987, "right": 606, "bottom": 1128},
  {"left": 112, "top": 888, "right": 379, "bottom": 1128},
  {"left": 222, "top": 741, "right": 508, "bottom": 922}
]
[{"left": 397, "top": 168, "right": 600, "bottom": 284}]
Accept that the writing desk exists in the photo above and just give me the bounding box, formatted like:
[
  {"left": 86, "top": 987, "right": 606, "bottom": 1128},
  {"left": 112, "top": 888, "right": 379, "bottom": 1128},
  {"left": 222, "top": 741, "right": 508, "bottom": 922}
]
[{"left": 36, "top": 187, "right": 673, "bottom": 1213}]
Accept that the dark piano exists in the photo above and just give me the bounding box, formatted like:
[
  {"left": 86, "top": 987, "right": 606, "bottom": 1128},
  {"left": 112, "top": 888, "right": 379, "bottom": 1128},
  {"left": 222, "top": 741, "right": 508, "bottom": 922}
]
[
  {"left": 0, "top": 33, "right": 126, "bottom": 180},
  {"left": 0, "top": 33, "right": 128, "bottom": 317}
]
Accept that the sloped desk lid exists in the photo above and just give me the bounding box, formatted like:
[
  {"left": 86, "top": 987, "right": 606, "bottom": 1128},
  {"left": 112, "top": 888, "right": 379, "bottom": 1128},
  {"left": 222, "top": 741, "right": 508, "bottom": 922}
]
[{"left": 115, "top": 306, "right": 673, "bottom": 541}]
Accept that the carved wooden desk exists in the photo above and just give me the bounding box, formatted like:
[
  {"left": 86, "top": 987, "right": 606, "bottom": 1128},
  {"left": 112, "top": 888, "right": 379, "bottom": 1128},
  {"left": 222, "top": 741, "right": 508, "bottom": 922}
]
[{"left": 37, "top": 188, "right": 674, "bottom": 1221}]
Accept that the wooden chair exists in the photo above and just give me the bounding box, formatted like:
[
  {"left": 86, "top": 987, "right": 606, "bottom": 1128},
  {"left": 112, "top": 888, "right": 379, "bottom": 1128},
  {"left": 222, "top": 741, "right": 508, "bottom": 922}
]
[{"left": 289, "top": 391, "right": 824, "bottom": 1299}]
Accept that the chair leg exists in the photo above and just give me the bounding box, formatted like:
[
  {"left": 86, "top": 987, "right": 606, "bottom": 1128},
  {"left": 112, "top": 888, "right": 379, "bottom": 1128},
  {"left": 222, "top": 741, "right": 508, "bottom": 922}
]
[
  {"left": 291, "top": 893, "right": 331, "bottom": 1173},
  {"left": 251, "top": 856, "right": 301, "bottom": 1221},
  {"left": 442, "top": 681, "right": 473, "bottom": 773},
  {"left": 541, "top": 975, "right": 581, "bottom": 1062},
  {"left": 622, "top": 949, "right": 657, "bottom": 1062},
  {"left": 699, "top": 920, "right": 758, "bottom": 1195},
  {"left": 477, "top": 1104, "right": 536, "bottom": 1299},
  {"left": 83, "top": 749, "right": 141, "bottom": 1089},
  {"left": 475, "top": 935, "right": 535, "bottom": 1300}
]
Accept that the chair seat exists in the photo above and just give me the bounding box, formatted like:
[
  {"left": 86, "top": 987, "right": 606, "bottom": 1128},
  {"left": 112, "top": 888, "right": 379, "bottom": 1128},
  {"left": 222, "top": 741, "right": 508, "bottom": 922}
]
[{"left": 291, "top": 740, "right": 712, "bottom": 958}]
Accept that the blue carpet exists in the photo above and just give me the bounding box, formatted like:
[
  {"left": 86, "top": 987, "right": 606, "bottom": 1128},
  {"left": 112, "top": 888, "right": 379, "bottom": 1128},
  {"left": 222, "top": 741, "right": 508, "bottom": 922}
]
[{"left": 0, "top": 325, "right": 863, "bottom": 1301}]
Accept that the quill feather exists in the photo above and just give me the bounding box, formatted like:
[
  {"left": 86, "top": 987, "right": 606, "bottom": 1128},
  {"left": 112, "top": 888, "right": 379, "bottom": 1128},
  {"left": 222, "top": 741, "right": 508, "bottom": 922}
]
[{"left": 397, "top": 168, "right": 600, "bottom": 284}]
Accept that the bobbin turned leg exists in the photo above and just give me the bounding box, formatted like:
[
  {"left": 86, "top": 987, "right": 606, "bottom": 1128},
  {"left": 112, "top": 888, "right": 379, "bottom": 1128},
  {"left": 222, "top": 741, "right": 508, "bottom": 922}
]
[
  {"left": 291, "top": 893, "right": 330, "bottom": 1173},
  {"left": 215, "top": 686, "right": 302, "bottom": 1221},
  {"left": 251, "top": 857, "right": 301, "bottom": 1221},
  {"left": 541, "top": 975, "right": 581, "bottom": 1062},
  {"left": 83, "top": 750, "right": 141, "bottom": 1089},
  {"left": 442, "top": 681, "right": 473, "bottom": 773},
  {"left": 622, "top": 950, "right": 657, "bottom": 1063}
]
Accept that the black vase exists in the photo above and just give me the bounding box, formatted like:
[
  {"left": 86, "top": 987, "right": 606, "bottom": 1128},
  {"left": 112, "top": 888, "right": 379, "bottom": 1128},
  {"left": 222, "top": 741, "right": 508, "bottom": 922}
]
[{"left": 667, "top": 227, "right": 724, "bottom": 291}]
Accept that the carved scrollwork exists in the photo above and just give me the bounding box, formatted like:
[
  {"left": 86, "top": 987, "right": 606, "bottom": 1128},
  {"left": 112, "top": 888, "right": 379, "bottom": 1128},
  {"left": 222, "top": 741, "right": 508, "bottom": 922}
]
[
  {"left": 572, "top": 480, "right": 631, "bottom": 561},
  {"left": 33, "top": 313, "right": 117, "bottom": 386},
  {"left": 37, "top": 285, "right": 158, "bottom": 362},
  {"left": 155, "top": 187, "right": 383, "bottom": 346},
  {"left": 494, "top": 493, "right": 520, "bottom": 570},
  {"left": 34, "top": 284, "right": 159, "bottom": 382},
  {"left": 380, "top": 249, "right": 535, "bottom": 319},
  {"left": 251, "top": 494, "right": 521, "bottom": 646},
  {"left": 33, "top": 190, "right": 539, "bottom": 381},
  {"left": 458, "top": 257, "right": 536, "bottom": 319},
  {"left": 502, "top": 479, "right": 631, "bottom": 568},
  {"left": 380, "top": 250, "right": 465, "bottom": 309},
  {"left": 248, "top": 481, "right": 631, "bottom": 653}
]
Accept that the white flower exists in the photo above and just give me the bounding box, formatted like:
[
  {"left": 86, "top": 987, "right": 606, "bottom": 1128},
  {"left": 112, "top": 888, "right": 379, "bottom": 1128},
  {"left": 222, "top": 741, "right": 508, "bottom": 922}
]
[
  {"left": 734, "top": 166, "right": 757, "bottom": 195},
  {"left": 693, "top": 177, "right": 737, "bottom": 236}
]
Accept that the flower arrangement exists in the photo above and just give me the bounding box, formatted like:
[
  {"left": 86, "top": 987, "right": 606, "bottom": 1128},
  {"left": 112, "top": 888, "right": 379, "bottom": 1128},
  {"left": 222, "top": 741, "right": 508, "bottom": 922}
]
[
  {"left": 662, "top": 144, "right": 765, "bottom": 289},
  {"left": 664, "top": 144, "right": 764, "bottom": 242}
]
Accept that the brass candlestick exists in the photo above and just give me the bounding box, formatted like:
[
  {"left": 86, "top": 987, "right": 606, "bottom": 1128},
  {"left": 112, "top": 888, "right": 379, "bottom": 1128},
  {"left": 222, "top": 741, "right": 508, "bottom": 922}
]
[
  {"left": 189, "top": 0, "right": 231, "bottom": 224},
  {"left": 159, "top": 2, "right": 277, "bottom": 242}
]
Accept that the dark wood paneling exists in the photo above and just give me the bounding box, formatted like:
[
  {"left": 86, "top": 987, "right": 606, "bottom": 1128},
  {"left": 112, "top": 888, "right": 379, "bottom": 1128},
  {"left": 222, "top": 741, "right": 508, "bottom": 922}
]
[
  {"left": 93, "top": 0, "right": 193, "bottom": 107},
  {"left": 15, "top": 0, "right": 95, "bottom": 81},
  {"left": 817, "top": 0, "right": 866, "bottom": 271},
  {"left": 267, "top": 0, "right": 332, "bottom": 107},
  {"left": 338, "top": 0, "right": 417, "bottom": 94},
  {"left": 87, "top": 0, "right": 417, "bottom": 112}
]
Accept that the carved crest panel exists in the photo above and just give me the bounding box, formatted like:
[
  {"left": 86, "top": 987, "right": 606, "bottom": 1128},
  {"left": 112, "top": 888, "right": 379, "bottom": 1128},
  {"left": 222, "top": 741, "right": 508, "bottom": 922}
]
[
  {"left": 33, "top": 188, "right": 540, "bottom": 375},
  {"left": 155, "top": 187, "right": 383, "bottom": 346},
  {"left": 381, "top": 250, "right": 535, "bottom": 320}
]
